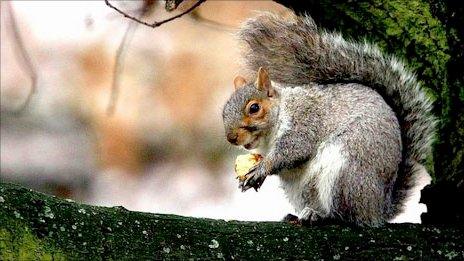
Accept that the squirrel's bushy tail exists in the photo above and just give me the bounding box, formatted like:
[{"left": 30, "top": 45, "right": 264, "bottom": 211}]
[{"left": 239, "top": 13, "right": 436, "bottom": 216}]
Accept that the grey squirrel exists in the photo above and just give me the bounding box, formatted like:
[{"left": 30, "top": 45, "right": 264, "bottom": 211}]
[{"left": 222, "top": 13, "right": 436, "bottom": 227}]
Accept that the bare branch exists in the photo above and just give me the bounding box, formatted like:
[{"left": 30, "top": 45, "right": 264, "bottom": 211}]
[
  {"left": 106, "top": 0, "right": 157, "bottom": 115},
  {"left": 105, "top": 0, "right": 206, "bottom": 115},
  {"left": 105, "top": 0, "right": 206, "bottom": 28},
  {"left": 106, "top": 20, "right": 140, "bottom": 116},
  {"left": 5, "top": 1, "right": 38, "bottom": 113}
]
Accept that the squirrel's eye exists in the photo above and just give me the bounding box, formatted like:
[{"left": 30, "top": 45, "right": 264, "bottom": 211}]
[{"left": 249, "top": 103, "right": 260, "bottom": 114}]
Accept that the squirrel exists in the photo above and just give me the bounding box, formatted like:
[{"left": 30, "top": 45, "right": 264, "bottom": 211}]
[{"left": 222, "top": 12, "right": 436, "bottom": 227}]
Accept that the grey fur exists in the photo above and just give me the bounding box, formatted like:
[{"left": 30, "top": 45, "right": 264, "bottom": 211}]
[
  {"left": 223, "top": 13, "right": 436, "bottom": 226},
  {"left": 222, "top": 83, "right": 267, "bottom": 133},
  {"left": 275, "top": 84, "right": 402, "bottom": 226},
  {"left": 239, "top": 13, "right": 435, "bottom": 161}
]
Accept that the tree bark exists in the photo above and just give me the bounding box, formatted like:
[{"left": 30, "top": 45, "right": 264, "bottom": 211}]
[
  {"left": 0, "top": 183, "right": 463, "bottom": 259},
  {"left": 273, "top": 0, "right": 464, "bottom": 224}
]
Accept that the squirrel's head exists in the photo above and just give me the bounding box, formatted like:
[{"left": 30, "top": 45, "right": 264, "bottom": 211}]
[{"left": 222, "top": 67, "right": 278, "bottom": 150}]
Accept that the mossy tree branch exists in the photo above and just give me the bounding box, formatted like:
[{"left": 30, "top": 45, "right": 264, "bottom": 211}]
[{"left": 1, "top": 183, "right": 463, "bottom": 259}]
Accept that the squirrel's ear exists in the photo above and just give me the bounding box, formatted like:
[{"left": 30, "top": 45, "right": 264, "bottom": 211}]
[
  {"left": 234, "top": 76, "right": 247, "bottom": 90},
  {"left": 256, "top": 67, "right": 275, "bottom": 97}
]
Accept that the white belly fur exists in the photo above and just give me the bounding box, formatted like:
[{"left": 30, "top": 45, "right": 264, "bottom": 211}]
[{"left": 279, "top": 141, "right": 346, "bottom": 216}]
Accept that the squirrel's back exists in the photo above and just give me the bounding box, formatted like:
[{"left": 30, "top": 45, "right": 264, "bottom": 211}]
[{"left": 239, "top": 12, "right": 436, "bottom": 217}]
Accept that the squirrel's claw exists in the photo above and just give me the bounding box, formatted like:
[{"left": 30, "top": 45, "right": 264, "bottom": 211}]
[
  {"left": 239, "top": 163, "right": 267, "bottom": 192},
  {"left": 239, "top": 178, "right": 253, "bottom": 192}
]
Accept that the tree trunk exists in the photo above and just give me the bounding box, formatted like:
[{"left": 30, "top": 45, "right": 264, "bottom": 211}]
[
  {"left": 1, "top": 183, "right": 463, "bottom": 259},
  {"left": 274, "top": 0, "right": 464, "bottom": 224}
]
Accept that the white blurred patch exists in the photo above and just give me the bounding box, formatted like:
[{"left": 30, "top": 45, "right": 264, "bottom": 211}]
[
  {"left": 89, "top": 163, "right": 293, "bottom": 222},
  {"left": 391, "top": 164, "right": 431, "bottom": 223},
  {"left": 89, "top": 161, "right": 430, "bottom": 223}
]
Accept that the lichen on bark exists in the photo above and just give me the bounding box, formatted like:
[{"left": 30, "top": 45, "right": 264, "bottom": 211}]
[{"left": 1, "top": 183, "right": 463, "bottom": 259}]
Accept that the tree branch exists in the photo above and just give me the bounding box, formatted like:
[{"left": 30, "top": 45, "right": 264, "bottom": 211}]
[
  {"left": 104, "top": 0, "right": 206, "bottom": 115},
  {"left": 1, "top": 182, "right": 463, "bottom": 259},
  {"left": 106, "top": 19, "right": 139, "bottom": 116},
  {"left": 5, "top": 1, "right": 38, "bottom": 113},
  {"left": 104, "top": 0, "right": 206, "bottom": 29}
]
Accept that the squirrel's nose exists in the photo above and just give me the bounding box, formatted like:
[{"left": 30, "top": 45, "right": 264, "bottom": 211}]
[{"left": 227, "top": 133, "right": 238, "bottom": 145}]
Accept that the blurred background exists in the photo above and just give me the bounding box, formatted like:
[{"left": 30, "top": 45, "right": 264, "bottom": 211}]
[{"left": 0, "top": 0, "right": 426, "bottom": 222}]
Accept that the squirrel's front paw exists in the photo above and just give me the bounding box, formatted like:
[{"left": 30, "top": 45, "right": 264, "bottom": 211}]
[{"left": 239, "top": 163, "right": 267, "bottom": 192}]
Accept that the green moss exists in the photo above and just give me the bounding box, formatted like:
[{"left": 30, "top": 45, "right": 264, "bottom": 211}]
[
  {"left": 0, "top": 221, "right": 66, "bottom": 260},
  {"left": 338, "top": 0, "right": 449, "bottom": 101}
]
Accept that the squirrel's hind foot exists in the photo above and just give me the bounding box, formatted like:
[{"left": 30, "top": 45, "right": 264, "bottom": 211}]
[
  {"left": 283, "top": 208, "right": 332, "bottom": 226},
  {"left": 282, "top": 213, "right": 300, "bottom": 225},
  {"left": 299, "top": 207, "right": 324, "bottom": 226}
]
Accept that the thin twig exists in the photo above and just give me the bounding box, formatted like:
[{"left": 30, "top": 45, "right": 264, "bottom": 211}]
[
  {"left": 105, "top": 0, "right": 206, "bottom": 28},
  {"left": 105, "top": 0, "right": 205, "bottom": 115},
  {"left": 106, "top": 0, "right": 156, "bottom": 115},
  {"left": 106, "top": 19, "right": 140, "bottom": 115},
  {"left": 5, "top": 1, "right": 38, "bottom": 113}
]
